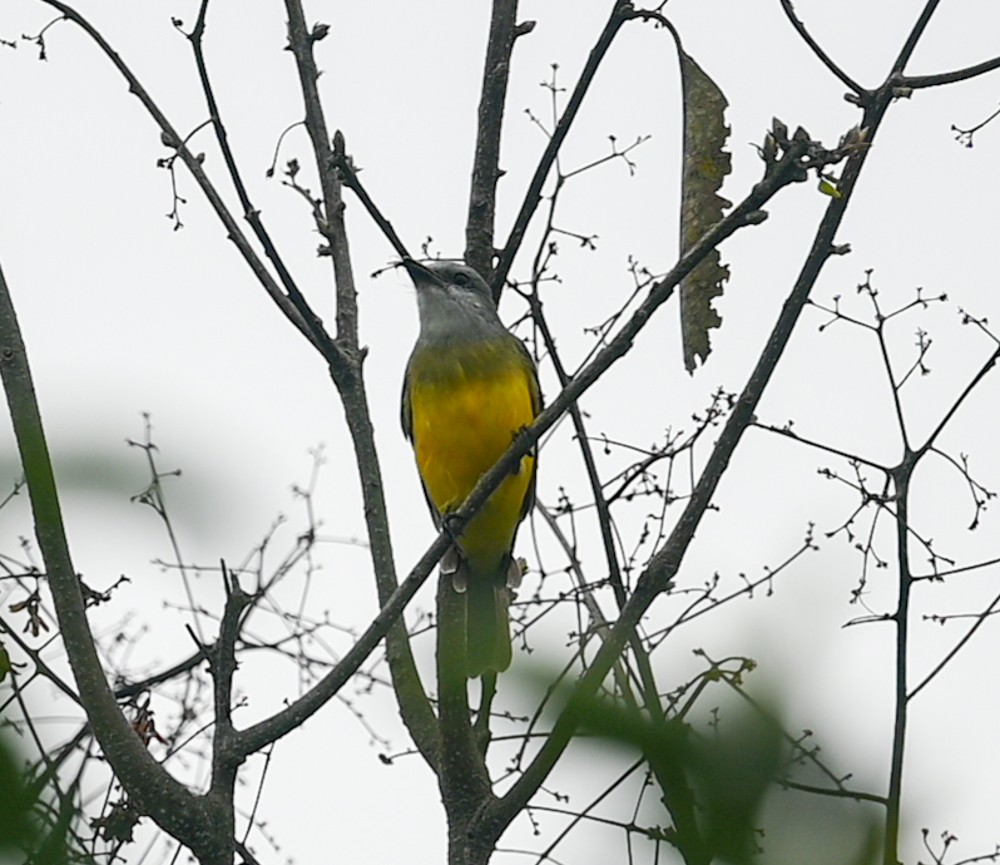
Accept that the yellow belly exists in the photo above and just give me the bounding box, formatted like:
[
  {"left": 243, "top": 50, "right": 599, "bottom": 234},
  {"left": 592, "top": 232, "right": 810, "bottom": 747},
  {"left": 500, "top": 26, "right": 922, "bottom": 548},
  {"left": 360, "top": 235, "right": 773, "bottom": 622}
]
[{"left": 410, "top": 352, "right": 535, "bottom": 573}]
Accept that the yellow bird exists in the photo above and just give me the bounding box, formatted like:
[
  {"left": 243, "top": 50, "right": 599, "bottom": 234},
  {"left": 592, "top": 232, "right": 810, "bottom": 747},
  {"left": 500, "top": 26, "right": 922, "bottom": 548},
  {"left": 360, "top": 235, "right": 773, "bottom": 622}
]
[{"left": 401, "top": 259, "right": 540, "bottom": 677}]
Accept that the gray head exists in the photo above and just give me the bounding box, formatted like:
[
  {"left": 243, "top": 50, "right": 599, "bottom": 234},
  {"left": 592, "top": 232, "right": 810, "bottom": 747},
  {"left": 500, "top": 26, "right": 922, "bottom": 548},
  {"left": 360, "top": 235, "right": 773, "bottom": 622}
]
[{"left": 403, "top": 259, "right": 502, "bottom": 341}]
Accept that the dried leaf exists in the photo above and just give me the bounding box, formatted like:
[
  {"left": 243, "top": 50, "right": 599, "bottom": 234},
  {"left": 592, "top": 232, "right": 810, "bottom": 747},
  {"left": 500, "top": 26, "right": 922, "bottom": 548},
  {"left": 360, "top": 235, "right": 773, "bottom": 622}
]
[
  {"left": 678, "top": 49, "right": 732, "bottom": 373},
  {"left": 91, "top": 800, "right": 142, "bottom": 844},
  {"left": 9, "top": 592, "right": 48, "bottom": 637}
]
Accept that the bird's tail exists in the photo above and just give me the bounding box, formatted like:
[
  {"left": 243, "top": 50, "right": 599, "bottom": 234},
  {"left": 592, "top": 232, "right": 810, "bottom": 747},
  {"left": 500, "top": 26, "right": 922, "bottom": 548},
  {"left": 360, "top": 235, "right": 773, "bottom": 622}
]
[{"left": 464, "top": 562, "right": 514, "bottom": 678}]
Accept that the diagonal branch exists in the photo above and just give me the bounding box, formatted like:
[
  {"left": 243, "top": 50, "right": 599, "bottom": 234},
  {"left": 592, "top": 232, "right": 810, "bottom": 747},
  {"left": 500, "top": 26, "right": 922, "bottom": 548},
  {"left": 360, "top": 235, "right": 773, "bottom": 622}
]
[
  {"left": 492, "top": 0, "right": 631, "bottom": 293},
  {"left": 778, "top": 0, "right": 866, "bottom": 95},
  {"left": 914, "top": 346, "right": 1000, "bottom": 459},
  {"left": 283, "top": 0, "right": 440, "bottom": 768},
  {"left": 891, "top": 0, "right": 941, "bottom": 75},
  {"left": 234, "top": 530, "right": 450, "bottom": 755},
  {"left": 480, "top": 85, "right": 892, "bottom": 844},
  {"left": 332, "top": 135, "right": 411, "bottom": 260},
  {"left": 36, "top": 0, "right": 338, "bottom": 366},
  {"left": 186, "top": 0, "right": 323, "bottom": 352},
  {"left": 0, "top": 257, "right": 226, "bottom": 862},
  {"left": 908, "top": 590, "right": 1000, "bottom": 702},
  {"left": 752, "top": 420, "right": 890, "bottom": 473}
]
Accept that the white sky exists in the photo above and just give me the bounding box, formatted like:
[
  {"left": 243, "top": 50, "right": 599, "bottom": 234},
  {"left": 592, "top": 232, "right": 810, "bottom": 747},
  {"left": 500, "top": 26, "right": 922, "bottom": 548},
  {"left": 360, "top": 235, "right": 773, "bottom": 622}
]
[{"left": 2, "top": 1, "right": 999, "bottom": 863}]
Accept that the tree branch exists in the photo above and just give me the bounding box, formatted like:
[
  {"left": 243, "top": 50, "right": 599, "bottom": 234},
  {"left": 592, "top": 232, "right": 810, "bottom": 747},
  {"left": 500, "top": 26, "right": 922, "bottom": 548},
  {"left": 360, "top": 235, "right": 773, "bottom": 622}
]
[
  {"left": 884, "top": 462, "right": 913, "bottom": 865},
  {"left": 492, "top": 0, "right": 631, "bottom": 293},
  {"left": 778, "top": 0, "right": 866, "bottom": 95},
  {"left": 332, "top": 133, "right": 411, "bottom": 261},
  {"left": 436, "top": 577, "right": 494, "bottom": 863},
  {"left": 36, "top": 0, "right": 335, "bottom": 363},
  {"left": 234, "top": 529, "right": 451, "bottom": 756},
  {"left": 0, "top": 257, "right": 228, "bottom": 863},
  {"left": 283, "top": 0, "right": 440, "bottom": 768},
  {"left": 465, "top": 0, "right": 529, "bottom": 284},
  {"left": 907, "top": 590, "right": 1000, "bottom": 702},
  {"left": 186, "top": 0, "right": 324, "bottom": 352},
  {"left": 281, "top": 0, "right": 357, "bottom": 349},
  {"left": 891, "top": 0, "right": 941, "bottom": 75},
  {"left": 914, "top": 346, "right": 1000, "bottom": 460},
  {"left": 480, "top": 85, "right": 892, "bottom": 843},
  {"left": 209, "top": 565, "right": 250, "bottom": 815},
  {"left": 903, "top": 53, "right": 1000, "bottom": 89}
]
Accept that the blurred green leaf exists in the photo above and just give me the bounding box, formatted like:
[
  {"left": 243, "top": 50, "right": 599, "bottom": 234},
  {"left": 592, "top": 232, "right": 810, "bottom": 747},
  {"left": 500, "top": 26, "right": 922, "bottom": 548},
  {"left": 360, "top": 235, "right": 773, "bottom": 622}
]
[
  {"left": 559, "top": 681, "right": 880, "bottom": 865},
  {"left": 0, "top": 642, "right": 14, "bottom": 683},
  {"left": 686, "top": 707, "right": 781, "bottom": 865},
  {"left": 0, "top": 732, "right": 71, "bottom": 865},
  {"left": 575, "top": 692, "right": 778, "bottom": 865},
  {"left": 0, "top": 451, "right": 137, "bottom": 503},
  {"left": 0, "top": 732, "right": 34, "bottom": 853}
]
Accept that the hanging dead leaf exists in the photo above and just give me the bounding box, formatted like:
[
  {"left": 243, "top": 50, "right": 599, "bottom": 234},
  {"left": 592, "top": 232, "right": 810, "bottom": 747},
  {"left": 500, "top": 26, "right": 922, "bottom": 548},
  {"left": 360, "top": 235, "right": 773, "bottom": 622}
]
[
  {"left": 9, "top": 592, "right": 48, "bottom": 637},
  {"left": 678, "top": 49, "right": 732, "bottom": 373}
]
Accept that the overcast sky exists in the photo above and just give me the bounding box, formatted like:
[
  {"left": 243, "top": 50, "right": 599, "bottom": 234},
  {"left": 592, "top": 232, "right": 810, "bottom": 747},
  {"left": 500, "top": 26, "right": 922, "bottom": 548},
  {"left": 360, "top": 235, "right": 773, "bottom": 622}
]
[{"left": 2, "top": 2, "right": 1000, "bottom": 863}]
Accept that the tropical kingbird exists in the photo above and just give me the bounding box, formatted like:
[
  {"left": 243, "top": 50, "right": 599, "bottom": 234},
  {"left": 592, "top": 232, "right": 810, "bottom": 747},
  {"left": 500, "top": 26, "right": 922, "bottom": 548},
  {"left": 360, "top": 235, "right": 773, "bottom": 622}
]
[{"left": 401, "top": 259, "right": 540, "bottom": 677}]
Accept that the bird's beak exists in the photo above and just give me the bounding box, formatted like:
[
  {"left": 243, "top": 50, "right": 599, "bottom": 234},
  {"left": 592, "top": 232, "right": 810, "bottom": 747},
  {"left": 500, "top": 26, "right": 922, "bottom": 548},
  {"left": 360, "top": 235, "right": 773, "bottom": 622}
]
[{"left": 402, "top": 258, "right": 442, "bottom": 288}]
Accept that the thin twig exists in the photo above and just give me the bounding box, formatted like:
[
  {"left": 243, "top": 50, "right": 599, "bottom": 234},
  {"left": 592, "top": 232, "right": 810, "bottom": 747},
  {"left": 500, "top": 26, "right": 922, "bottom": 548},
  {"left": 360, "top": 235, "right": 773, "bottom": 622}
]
[
  {"left": 36, "top": 0, "right": 333, "bottom": 361},
  {"left": 0, "top": 256, "right": 222, "bottom": 859},
  {"left": 778, "top": 0, "right": 866, "bottom": 95},
  {"left": 185, "top": 1, "right": 326, "bottom": 354},
  {"left": 908, "top": 591, "right": 1000, "bottom": 701},
  {"left": 492, "top": 0, "right": 631, "bottom": 292},
  {"left": 283, "top": 0, "right": 439, "bottom": 769}
]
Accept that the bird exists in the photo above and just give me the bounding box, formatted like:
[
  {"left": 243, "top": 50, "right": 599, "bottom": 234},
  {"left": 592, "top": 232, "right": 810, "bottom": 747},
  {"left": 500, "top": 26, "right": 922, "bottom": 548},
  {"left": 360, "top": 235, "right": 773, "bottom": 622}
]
[{"left": 401, "top": 259, "right": 541, "bottom": 677}]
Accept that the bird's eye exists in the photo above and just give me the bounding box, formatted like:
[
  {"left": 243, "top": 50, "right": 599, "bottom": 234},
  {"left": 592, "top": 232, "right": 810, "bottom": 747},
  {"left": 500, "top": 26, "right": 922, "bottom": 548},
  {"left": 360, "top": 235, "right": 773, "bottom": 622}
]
[{"left": 453, "top": 272, "right": 469, "bottom": 287}]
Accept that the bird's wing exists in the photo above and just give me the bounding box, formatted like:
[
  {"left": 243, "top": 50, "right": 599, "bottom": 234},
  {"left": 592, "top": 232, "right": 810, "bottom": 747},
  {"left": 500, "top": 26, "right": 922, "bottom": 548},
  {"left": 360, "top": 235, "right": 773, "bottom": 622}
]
[
  {"left": 401, "top": 354, "right": 445, "bottom": 528},
  {"left": 400, "top": 355, "right": 414, "bottom": 443},
  {"left": 515, "top": 336, "right": 542, "bottom": 524}
]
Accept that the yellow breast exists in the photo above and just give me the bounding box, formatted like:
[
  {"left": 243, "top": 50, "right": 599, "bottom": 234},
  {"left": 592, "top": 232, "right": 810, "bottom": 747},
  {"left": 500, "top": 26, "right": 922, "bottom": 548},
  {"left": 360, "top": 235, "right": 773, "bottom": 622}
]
[{"left": 408, "top": 340, "right": 536, "bottom": 571}]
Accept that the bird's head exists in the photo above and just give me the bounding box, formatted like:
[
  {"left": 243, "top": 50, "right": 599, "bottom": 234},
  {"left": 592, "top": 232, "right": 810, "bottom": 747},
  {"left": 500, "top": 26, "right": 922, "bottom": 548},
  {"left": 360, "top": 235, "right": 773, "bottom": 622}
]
[{"left": 403, "top": 259, "right": 496, "bottom": 312}]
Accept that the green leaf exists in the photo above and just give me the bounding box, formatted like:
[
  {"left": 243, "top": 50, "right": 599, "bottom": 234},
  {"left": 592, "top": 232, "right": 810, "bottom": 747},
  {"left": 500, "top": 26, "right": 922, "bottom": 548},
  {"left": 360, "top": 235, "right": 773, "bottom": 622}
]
[
  {"left": 818, "top": 177, "right": 842, "bottom": 198},
  {"left": 574, "top": 693, "right": 778, "bottom": 865},
  {"left": 0, "top": 641, "right": 12, "bottom": 683},
  {"left": 0, "top": 732, "right": 73, "bottom": 864},
  {"left": 678, "top": 48, "right": 732, "bottom": 373},
  {"left": 0, "top": 733, "right": 35, "bottom": 852}
]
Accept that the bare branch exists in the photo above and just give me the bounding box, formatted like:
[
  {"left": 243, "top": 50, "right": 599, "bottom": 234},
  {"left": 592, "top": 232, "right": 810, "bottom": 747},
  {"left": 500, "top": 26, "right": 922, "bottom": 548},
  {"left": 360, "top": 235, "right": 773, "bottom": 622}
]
[
  {"left": 281, "top": 0, "right": 357, "bottom": 349},
  {"left": 492, "top": 0, "right": 631, "bottom": 293},
  {"left": 332, "top": 135, "right": 411, "bottom": 261},
  {"left": 915, "top": 347, "right": 1000, "bottom": 459},
  {"left": 904, "top": 54, "right": 1000, "bottom": 89},
  {"left": 778, "top": 0, "right": 866, "bottom": 95},
  {"left": 891, "top": 0, "right": 942, "bottom": 76},
  {"left": 0, "top": 257, "right": 227, "bottom": 862},
  {"left": 479, "top": 123, "right": 872, "bottom": 838},
  {"left": 465, "top": 0, "right": 529, "bottom": 282},
  {"left": 36, "top": 0, "right": 333, "bottom": 362},
  {"left": 185, "top": 0, "right": 325, "bottom": 355},
  {"left": 908, "top": 591, "right": 1000, "bottom": 702},
  {"left": 283, "top": 0, "right": 440, "bottom": 768}
]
